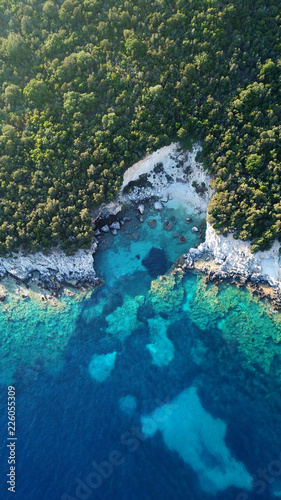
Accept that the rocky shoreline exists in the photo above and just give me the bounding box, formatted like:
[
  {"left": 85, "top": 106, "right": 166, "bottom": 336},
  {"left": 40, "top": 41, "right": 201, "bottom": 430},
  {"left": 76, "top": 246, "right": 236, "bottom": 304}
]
[
  {"left": 181, "top": 223, "right": 281, "bottom": 310},
  {"left": 1, "top": 141, "right": 281, "bottom": 308},
  {"left": 0, "top": 142, "right": 208, "bottom": 300},
  {"left": 0, "top": 242, "right": 101, "bottom": 302}
]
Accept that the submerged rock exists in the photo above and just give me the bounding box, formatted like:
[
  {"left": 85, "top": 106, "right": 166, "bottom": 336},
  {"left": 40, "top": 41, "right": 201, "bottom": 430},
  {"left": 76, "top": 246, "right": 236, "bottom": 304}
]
[
  {"left": 146, "top": 317, "right": 175, "bottom": 367},
  {"left": 149, "top": 273, "right": 184, "bottom": 314},
  {"left": 164, "top": 220, "right": 173, "bottom": 231},
  {"left": 179, "top": 235, "right": 186, "bottom": 243},
  {"left": 119, "top": 395, "right": 137, "bottom": 416},
  {"left": 88, "top": 352, "right": 117, "bottom": 382},
  {"left": 148, "top": 219, "right": 157, "bottom": 229},
  {"left": 17, "top": 288, "right": 29, "bottom": 300},
  {"left": 106, "top": 295, "right": 144, "bottom": 340},
  {"left": 141, "top": 387, "right": 252, "bottom": 494}
]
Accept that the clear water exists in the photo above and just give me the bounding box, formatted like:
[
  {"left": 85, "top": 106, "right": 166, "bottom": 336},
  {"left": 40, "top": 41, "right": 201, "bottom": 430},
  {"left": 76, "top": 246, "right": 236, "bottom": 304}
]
[{"left": 0, "top": 200, "right": 281, "bottom": 500}]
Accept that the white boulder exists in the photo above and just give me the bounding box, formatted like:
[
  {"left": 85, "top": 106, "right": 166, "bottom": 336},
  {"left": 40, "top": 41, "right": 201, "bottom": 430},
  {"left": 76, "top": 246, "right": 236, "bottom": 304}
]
[
  {"left": 110, "top": 221, "right": 121, "bottom": 230},
  {"left": 154, "top": 201, "right": 164, "bottom": 211}
]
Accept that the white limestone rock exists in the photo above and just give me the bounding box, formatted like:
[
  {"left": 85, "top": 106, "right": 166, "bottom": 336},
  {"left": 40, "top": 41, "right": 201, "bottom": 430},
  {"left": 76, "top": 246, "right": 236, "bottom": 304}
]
[
  {"left": 110, "top": 221, "right": 121, "bottom": 230},
  {"left": 186, "top": 221, "right": 281, "bottom": 289},
  {"left": 120, "top": 142, "right": 214, "bottom": 213},
  {"left": 160, "top": 193, "right": 169, "bottom": 203},
  {"left": 92, "top": 201, "right": 122, "bottom": 220},
  {"left": 214, "top": 258, "right": 224, "bottom": 265},
  {"left": 0, "top": 244, "right": 98, "bottom": 289},
  {"left": 154, "top": 201, "right": 164, "bottom": 211}
]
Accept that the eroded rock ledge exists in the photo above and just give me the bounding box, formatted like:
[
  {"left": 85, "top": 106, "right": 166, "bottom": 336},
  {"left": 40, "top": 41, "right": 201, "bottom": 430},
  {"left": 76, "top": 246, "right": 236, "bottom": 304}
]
[
  {"left": 0, "top": 242, "right": 100, "bottom": 292},
  {"left": 183, "top": 222, "right": 281, "bottom": 309}
]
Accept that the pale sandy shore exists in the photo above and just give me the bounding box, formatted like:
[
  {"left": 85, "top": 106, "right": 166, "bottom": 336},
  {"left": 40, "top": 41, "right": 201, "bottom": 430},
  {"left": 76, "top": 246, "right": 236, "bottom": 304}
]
[{"left": 121, "top": 141, "right": 213, "bottom": 212}]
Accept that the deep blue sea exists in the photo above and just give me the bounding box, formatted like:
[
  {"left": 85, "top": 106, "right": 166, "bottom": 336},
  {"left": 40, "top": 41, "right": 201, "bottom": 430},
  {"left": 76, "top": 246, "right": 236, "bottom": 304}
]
[{"left": 1, "top": 200, "right": 281, "bottom": 500}]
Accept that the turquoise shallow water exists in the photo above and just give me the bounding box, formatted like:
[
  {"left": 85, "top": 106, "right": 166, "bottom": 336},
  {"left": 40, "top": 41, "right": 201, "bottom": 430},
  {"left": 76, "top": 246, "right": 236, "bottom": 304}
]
[{"left": 1, "top": 200, "right": 281, "bottom": 500}]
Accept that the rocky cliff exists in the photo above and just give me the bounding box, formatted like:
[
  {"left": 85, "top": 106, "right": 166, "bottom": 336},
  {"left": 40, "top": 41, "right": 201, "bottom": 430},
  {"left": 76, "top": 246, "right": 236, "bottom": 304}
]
[{"left": 0, "top": 242, "right": 99, "bottom": 291}]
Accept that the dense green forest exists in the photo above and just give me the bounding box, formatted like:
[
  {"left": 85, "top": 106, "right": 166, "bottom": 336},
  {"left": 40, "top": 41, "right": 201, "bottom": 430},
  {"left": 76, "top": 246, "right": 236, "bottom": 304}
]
[{"left": 0, "top": 0, "right": 280, "bottom": 254}]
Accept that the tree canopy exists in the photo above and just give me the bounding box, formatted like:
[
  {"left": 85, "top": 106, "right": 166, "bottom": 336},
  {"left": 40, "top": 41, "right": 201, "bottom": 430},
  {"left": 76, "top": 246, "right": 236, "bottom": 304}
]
[{"left": 0, "top": 0, "right": 281, "bottom": 254}]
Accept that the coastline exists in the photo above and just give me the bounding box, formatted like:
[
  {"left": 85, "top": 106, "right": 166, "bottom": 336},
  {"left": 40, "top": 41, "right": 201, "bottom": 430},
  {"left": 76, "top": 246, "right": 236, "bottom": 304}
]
[
  {"left": 119, "top": 142, "right": 281, "bottom": 307},
  {"left": 184, "top": 223, "right": 281, "bottom": 308},
  {"left": 0, "top": 242, "right": 101, "bottom": 302},
  {"left": 0, "top": 142, "right": 210, "bottom": 301},
  {"left": 1, "top": 141, "right": 281, "bottom": 307}
]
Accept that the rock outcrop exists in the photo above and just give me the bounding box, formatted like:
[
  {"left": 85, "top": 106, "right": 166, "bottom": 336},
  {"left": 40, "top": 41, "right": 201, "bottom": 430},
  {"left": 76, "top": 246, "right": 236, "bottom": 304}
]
[
  {"left": 183, "top": 222, "right": 281, "bottom": 308},
  {"left": 0, "top": 242, "right": 99, "bottom": 290}
]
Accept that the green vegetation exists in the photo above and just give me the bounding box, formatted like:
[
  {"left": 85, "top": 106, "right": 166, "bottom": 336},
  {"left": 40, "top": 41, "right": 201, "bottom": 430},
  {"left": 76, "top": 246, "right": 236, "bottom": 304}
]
[{"left": 0, "top": 0, "right": 280, "bottom": 254}]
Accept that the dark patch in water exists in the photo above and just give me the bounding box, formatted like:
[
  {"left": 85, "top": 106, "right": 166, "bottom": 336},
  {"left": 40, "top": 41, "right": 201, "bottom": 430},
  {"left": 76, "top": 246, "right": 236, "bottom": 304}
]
[
  {"left": 137, "top": 301, "right": 155, "bottom": 322},
  {"left": 115, "top": 270, "right": 151, "bottom": 297},
  {"left": 102, "top": 293, "right": 123, "bottom": 316},
  {"left": 141, "top": 247, "right": 168, "bottom": 278}
]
